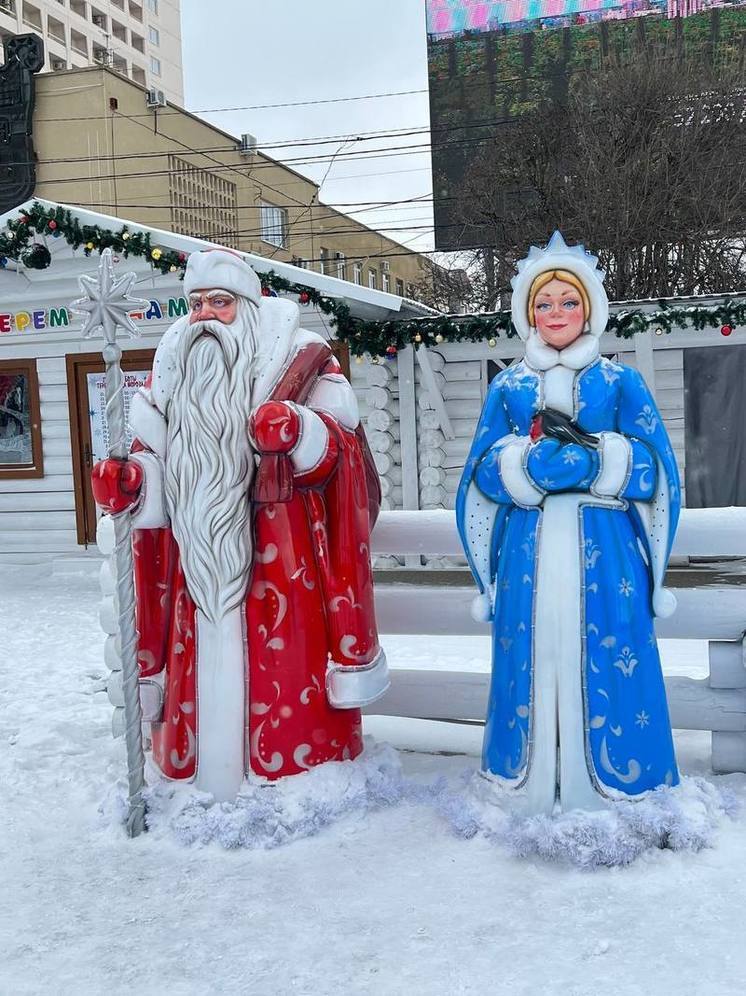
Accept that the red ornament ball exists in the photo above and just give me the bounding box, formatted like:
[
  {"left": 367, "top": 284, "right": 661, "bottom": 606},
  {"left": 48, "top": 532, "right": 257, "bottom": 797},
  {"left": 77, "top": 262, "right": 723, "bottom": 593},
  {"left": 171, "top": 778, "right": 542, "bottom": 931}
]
[
  {"left": 385, "top": 345, "right": 398, "bottom": 359},
  {"left": 178, "top": 252, "right": 187, "bottom": 263},
  {"left": 299, "top": 291, "right": 310, "bottom": 305},
  {"left": 261, "top": 287, "right": 271, "bottom": 297},
  {"left": 48, "top": 220, "right": 57, "bottom": 231},
  {"left": 721, "top": 324, "right": 733, "bottom": 337}
]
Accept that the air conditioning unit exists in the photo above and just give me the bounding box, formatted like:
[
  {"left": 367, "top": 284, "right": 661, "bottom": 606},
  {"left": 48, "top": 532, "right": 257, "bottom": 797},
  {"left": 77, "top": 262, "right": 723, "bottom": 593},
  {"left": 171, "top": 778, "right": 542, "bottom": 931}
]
[
  {"left": 51, "top": 58, "right": 66, "bottom": 71},
  {"left": 146, "top": 88, "right": 167, "bottom": 108},
  {"left": 239, "top": 133, "right": 257, "bottom": 156}
]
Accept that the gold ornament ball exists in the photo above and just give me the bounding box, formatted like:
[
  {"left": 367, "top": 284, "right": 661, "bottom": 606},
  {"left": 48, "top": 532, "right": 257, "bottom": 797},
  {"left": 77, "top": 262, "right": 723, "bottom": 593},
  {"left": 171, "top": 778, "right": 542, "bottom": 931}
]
[
  {"left": 414, "top": 332, "right": 422, "bottom": 343},
  {"left": 169, "top": 264, "right": 177, "bottom": 272},
  {"left": 488, "top": 338, "right": 497, "bottom": 348},
  {"left": 122, "top": 232, "right": 131, "bottom": 241},
  {"left": 152, "top": 248, "right": 162, "bottom": 261},
  {"left": 355, "top": 356, "right": 364, "bottom": 364},
  {"left": 86, "top": 242, "right": 94, "bottom": 250},
  {"left": 435, "top": 333, "right": 444, "bottom": 344}
]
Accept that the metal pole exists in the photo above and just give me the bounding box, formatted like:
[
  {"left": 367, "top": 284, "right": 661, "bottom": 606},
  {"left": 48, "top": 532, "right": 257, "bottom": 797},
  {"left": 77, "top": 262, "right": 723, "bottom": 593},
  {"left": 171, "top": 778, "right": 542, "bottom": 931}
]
[{"left": 71, "top": 249, "right": 150, "bottom": 837}]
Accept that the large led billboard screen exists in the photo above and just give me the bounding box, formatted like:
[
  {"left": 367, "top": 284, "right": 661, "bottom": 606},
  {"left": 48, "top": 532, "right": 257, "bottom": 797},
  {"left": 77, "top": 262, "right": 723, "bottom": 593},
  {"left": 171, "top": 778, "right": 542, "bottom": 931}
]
[{"left": 427, "top": 1, "right": 746, "bottom": 249}]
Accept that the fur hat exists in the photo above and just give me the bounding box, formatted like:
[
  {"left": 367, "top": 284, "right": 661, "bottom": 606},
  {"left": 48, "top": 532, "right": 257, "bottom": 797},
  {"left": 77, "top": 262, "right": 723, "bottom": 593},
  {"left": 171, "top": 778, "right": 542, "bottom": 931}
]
[{"left": 183, "top": 249, "right": 262, "bottom": 305}]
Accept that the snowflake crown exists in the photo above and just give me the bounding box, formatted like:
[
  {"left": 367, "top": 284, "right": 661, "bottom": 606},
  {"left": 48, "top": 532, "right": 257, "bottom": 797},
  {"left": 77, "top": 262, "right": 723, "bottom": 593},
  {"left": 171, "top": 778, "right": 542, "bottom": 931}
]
[{"left": 510, "top": 231, "right": 609, "bottom": 341}]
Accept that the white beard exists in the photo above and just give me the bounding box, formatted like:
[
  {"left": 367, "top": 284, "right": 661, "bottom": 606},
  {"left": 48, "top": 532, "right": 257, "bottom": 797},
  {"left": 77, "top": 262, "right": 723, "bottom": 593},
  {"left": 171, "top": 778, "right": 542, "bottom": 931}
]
[{"left": 165, "top": 302, "right": 259, "bottom": 623}]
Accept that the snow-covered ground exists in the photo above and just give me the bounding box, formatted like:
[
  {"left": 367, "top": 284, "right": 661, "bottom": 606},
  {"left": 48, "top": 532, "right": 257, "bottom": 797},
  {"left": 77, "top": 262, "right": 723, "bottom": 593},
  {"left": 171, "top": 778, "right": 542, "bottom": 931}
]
[{"left": 2, "top": 568, "right": 744, "bottom": 995}]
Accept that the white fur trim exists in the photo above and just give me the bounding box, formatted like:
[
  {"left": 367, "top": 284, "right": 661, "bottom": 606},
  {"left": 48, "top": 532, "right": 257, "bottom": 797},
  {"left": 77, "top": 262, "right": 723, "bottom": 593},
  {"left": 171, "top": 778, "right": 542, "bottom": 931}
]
[
  {"left": 129, "top": 452, "right": 168, "bottom": 529},
  {"left": 634, "top": 454, "right": 676, "bottom": 620},
  {"left": 499, "top": 437, "right": 544, "bottom": 508},
  {"left": 289, "top": 405, "right": 330, "bottom": 474},
  {"left": 510, "top": 232, "right": 609, "bottom": 341},
  {"left": 525, "top": 493, "right": 610, "bottom": 814},
  {"left": 128, "top": 390, "right": 168, "bottom": 459},
  {"left": 195, "top": 608, "right": 246, "bottom": 802},
  {"left": 326, "top": 649, "right": 390, "bottom": 708},
  {"left": 653, "top": 587, "right": 677, "bottom": 618},
  {"left": 462, "top": 478, "right": 501, "bottom": 602},
  {"left": 471, "top": 592, "right": 494, "bottom": 623},
  {"left": 306, "top": 373, "right": 360, "bottom": 430},
  {"left": 525, "top": 329, "right": 600, "bottom": 373},
  {"left": 592, "top": 433, "right": 632, "bottom": 498},
  {"left": 183, "top": 249, "right": 262, "bottom": 305},
  {"left": 139, "top": 678, "right": 164, "bottom": 722}
]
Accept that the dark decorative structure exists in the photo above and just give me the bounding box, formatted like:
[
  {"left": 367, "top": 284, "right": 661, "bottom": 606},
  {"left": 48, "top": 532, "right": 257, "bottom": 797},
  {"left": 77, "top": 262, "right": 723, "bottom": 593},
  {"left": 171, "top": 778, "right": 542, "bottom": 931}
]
[{"left": 0, "top": 34, "right": 45, "bottom": 216}]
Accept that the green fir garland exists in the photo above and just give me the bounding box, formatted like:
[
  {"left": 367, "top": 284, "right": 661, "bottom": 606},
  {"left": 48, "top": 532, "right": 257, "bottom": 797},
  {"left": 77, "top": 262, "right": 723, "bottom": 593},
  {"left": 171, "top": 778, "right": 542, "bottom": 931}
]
[{"left": 1, "top": 203, "right": 743, "bottom": 355}]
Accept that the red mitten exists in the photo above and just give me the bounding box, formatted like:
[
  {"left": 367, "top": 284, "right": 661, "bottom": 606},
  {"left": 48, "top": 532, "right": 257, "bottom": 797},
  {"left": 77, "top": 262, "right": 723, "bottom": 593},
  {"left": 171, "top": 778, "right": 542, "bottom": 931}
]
[
  {"left": 249, "top": 401, "right": 302, "bottom": 454},
  {"left": 91, "top": 458, "right": 143, "bottom": 514}
]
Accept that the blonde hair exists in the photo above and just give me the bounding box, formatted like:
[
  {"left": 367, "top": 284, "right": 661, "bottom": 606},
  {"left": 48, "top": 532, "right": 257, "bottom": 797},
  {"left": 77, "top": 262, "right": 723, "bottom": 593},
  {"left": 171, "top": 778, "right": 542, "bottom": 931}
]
[{"left": 527, "top": 270, "right": 590, "bottom": 327}]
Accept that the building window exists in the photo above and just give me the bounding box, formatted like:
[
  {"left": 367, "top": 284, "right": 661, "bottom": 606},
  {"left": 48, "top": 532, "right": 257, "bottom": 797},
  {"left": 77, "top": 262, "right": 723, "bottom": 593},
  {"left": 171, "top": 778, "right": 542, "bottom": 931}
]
[
  {"left": 368, "top": 269, "right": 377, "bottom": 290},
  {"left": 396, "top": 278, "right": 405, "bottom": 297},
  {"left": 147, "top": 0, "right": 158, "bottom": 12},
  {"left": 169, "top": 154, "right": 239, "bottom": 247},
  {"left": 0, "top": 359, "right": 44, "bottom": 480},
  {"left": 260, "top": 202, "right": 289, "bottom": 249},
  {"left": 149, "top": 26, "right": 159, "bottom": 45},
  {"left": 334, "top": 252, "right": 346, "bottom": 280},
  {"left": 353, "top": 262, "right": 363, "bottom": 285},
  {"left": 382, "top": 273, "right": 390, "bottom": 293},
  {"left": 150, "top": 55, "right": 161, "bottom": 76},
  {"left": 319, "top": 247, "right": 330, "bottom": 275}
]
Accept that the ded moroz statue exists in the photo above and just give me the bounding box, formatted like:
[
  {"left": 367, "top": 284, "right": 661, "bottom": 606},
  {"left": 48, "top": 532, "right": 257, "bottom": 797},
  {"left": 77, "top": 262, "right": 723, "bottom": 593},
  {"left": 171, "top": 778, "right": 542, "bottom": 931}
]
[{"left": 92, "top": 249, "right": 389, "bottom": 802}]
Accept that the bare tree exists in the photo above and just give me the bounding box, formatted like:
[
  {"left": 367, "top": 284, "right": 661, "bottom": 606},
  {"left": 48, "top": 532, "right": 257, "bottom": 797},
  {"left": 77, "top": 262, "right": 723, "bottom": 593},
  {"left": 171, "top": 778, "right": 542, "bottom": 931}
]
[{"left": 446, "top": 51, "right": 746, "bottom": 302}]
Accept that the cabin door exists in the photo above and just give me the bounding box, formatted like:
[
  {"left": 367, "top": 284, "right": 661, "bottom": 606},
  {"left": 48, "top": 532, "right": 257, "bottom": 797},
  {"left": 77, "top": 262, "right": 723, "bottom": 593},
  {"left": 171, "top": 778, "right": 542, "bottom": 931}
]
[
  {"left": 66, "top": 349, "right": 155, "bottom": 546},
  {"left": 684, "top": 344, "right": 746, "bottom": 508}
]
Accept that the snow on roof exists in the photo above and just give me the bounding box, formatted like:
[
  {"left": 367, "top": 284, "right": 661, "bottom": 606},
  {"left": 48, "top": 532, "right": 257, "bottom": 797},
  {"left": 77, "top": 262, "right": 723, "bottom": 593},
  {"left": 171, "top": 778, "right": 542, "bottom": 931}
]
[{"left": 0, "top": 199, "right": 440, "bottom": 321}]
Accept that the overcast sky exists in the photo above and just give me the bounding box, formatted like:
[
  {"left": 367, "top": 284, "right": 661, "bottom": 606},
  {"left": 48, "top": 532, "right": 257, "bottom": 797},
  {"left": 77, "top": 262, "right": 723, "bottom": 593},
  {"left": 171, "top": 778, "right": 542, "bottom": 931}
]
[{"left": 180, "top": 0, "right": 434, "bottom": 255}]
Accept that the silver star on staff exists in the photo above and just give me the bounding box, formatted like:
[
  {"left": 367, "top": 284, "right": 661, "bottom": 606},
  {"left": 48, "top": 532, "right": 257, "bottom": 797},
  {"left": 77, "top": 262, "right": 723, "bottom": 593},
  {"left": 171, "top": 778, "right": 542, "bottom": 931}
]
[{"left": 70, "top": 248, "right": 149, "bottom": 342}]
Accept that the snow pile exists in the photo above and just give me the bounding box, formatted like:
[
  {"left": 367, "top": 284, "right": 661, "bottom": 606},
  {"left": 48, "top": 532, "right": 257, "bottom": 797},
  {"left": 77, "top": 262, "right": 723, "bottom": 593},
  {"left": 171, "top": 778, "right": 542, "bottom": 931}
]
[
  {"left": 104, "top": 739, "right": 407, "bottom": 848},
  {"left": 439, "top": 771, "right": 738, "bottom": 869}
]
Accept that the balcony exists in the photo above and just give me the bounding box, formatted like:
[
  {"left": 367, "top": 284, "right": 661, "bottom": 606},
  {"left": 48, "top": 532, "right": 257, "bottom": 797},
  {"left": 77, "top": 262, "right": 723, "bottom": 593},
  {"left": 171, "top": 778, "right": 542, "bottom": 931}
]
[
  {"left": 22, "top": 2, "right": 43, "bottom": 31},
  {"left": 0, "top": 0, "right": 16, "bottom": 19}
]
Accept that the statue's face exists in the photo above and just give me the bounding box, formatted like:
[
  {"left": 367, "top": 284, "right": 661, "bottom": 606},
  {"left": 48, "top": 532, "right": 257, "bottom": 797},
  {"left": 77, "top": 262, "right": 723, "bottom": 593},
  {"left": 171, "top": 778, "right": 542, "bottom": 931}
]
[
  {"left": 533, "top": 278, "right": 585, "bottom": 349},
  {"left": 188, "top": 289, "right": 238, "bottom": 326}
]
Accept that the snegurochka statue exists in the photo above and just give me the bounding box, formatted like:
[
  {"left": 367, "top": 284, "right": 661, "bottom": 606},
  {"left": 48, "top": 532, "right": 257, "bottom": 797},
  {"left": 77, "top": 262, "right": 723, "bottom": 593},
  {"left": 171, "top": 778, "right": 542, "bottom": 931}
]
[
  {"left": 92, "top": 249, "right": 389, "bottom": 803},
  {"left": 457, "top": 233, "right": 681, "bottom": 815}
]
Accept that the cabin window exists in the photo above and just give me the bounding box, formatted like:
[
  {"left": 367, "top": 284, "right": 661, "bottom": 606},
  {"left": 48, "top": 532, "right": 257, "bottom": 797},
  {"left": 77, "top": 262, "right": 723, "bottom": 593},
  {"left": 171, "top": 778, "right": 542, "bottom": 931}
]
[{"left": 0, "top": 359, "right": 44, "bottom": 479}]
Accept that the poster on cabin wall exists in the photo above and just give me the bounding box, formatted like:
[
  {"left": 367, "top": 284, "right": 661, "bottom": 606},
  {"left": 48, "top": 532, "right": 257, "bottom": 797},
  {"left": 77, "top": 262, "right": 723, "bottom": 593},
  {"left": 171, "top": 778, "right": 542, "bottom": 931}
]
[
  {"left": 0, "top": 371, "right": 32, "bottom": 465},
  {"left": 87, "top": 371, "right": 150, "bottom": 464}
]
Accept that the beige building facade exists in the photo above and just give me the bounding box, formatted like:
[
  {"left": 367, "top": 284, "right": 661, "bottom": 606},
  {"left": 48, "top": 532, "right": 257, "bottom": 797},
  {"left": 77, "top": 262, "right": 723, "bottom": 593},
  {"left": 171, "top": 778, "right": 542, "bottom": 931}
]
[
  {"left": 30, "top": 67, "right": 429, "bottom": 295},
  {"left": 0, "top": 0, "right": 183, "bottom": 105}
]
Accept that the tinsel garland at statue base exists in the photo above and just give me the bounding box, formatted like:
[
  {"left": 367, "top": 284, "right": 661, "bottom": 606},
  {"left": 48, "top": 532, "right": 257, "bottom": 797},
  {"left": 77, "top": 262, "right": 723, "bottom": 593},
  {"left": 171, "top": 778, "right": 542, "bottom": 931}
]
[
  {"left": 438, "top": 771, "right": 738, "bottom": 869},
  {"left": 102, "top": 739, "right": 406, "bottom": 849}
]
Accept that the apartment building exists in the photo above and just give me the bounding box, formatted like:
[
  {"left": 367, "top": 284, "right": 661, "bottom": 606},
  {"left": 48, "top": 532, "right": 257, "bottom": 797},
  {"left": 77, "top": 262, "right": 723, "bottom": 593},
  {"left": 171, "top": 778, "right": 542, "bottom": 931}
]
[
  {"left": 0, "top": 0, "right": 183, "bottom": 105},
  {"left": 30, "top": 66, "right": 429, "bottom": 294}
]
